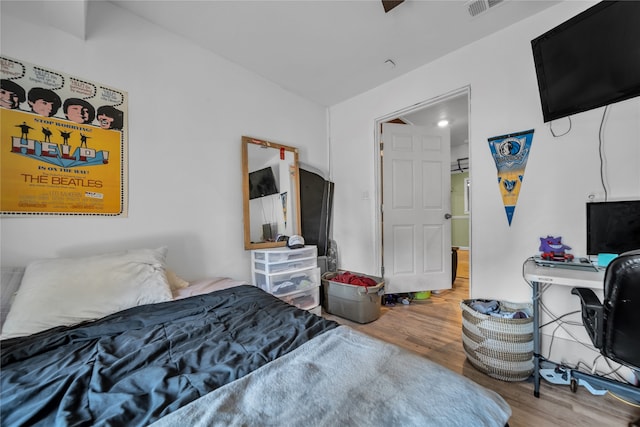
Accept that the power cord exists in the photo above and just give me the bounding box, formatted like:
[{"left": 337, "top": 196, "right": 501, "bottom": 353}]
[
  {"left": 538, "top": 310, "right": 580, "bottom": 329},
  {"left": 607, "top": 391, "right": 640, "bottom": 408},
  {"left": 547, "top": 105, "right": 610, "bottom": 202},
  {"left": 598, "top": 105, "right": 610, "bottom": 202},
  {"left": 532, "top": 291, "right": 633, "bottom": 383},
  {"left": 549, "top": 116, "right": 572, "bottom": 137}
]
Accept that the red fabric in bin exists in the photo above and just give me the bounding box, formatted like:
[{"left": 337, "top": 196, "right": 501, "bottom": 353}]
[{"left": 332, "top": 272, "right": 377, "bottom": 288}]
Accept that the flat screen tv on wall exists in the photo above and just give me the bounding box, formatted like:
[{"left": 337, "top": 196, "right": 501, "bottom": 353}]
[
  {"left": 531, "top": 1, "right": 640, "bottom": 123},
  {"left": 249, "top": 167, "right": 279, "bottom": 200}
]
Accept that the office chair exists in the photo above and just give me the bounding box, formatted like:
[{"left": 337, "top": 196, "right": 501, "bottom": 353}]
[{"left": 571, "top": 250, "right": 640, "bottom": 413}]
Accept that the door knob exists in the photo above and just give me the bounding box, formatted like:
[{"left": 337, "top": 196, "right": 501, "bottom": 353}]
[{"left": 444, "top": 213, "right": 452, "bottom": 219}]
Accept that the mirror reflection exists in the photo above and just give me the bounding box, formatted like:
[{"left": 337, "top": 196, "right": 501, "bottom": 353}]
[{"left": 242, "top": 136, "right": 301, "bottom": 250}]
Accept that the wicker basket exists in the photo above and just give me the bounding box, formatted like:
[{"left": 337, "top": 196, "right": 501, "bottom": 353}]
[{"left": 460, "top": 299, "right": 534, "bottom": 382}]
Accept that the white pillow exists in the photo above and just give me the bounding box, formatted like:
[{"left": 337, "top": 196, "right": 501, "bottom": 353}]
[
  {"left": 1, "top": 267, "right": 25, "bottom": 331},
  {"left": 1, "top": 247, "right": 173, "bottom": 339}
]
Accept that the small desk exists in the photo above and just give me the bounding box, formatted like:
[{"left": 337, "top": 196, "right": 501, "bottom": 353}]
[{"left": 523, "top": 259, "right": 604, "bottom": 397}]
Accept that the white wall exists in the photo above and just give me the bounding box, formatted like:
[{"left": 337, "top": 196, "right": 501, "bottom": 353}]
[
  {"left": 328, "top": 0, "right": 639, "bottom": 363},
  {"left": 0, "top": 1, "right": 328, "bottom": 283}
]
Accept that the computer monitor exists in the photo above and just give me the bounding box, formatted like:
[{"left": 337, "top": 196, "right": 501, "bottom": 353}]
[{"left": 586, "top": 200, "right": 640, "bottom": 256}]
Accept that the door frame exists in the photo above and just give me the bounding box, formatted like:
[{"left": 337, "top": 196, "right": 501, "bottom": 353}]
[{"left": 373, "top": 86, "right": 471, "bottom": 290}]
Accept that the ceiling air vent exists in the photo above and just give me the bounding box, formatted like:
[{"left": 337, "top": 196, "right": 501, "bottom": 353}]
[{"left": 465, "top": 0, "right": 505, "bottom": 18}]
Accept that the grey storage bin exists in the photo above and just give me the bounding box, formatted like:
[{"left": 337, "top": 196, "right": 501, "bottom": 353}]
[{"left": 322, "top": 271, "right": 384, "bottom": 323}]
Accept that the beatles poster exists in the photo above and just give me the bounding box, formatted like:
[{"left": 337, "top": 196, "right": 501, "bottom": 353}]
[
  {"left": 1, "top": 56, "right": 128, "bottom": 216},
  {"left": 488, "top": 129, "right": 534, "bottom": 226}
]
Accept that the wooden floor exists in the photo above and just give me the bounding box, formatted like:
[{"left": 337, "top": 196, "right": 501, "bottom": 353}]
[{"left": 323, "top": 250, "right": 640, "bottom": 426}]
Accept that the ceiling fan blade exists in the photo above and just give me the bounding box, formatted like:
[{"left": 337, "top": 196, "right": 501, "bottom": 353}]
[{"left": 382, "top": 0, "right": 404, "bottom": 13}]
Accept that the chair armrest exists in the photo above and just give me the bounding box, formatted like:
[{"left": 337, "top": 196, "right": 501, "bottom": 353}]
[
  {"left": 571, "top": 287, "right": 601, "bottom": 309},
  {"left": 571, "top": 287, "right": 603, "bottom": 349}
]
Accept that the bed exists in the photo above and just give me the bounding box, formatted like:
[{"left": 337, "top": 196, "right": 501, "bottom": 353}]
[{"left": 0, "top": 247, "right": 511, "bottom": 426}]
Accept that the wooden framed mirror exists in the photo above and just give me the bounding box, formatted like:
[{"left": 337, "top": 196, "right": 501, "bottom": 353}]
[{"left": 242, "top": 136, "right": 301, "bottom": 250}]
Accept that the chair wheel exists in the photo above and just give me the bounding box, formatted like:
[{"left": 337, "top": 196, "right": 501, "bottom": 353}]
[{"left": 570, "top": 378, "right": 578, "bottom": 393}]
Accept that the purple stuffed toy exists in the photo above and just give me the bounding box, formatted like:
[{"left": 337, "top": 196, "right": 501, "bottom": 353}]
[{"left": 539, "top": 236, "right": 574, "bottom": 261}]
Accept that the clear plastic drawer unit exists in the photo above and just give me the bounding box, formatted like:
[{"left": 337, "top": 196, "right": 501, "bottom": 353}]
[
  {"left": 254, "top": 266, "right": 320, "bottom": 296},
  {"left": 252, "top": 246, "right": 317, "bottom": 273},
  {"left": 251, "top": 246, "right": 320, "bottom": 310},
  {"left": 279, "top": 286, "right": 320, "bottom": 311}
]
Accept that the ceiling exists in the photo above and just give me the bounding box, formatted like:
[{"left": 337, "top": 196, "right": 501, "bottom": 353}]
[
  {"left": 2, "top": 0, "right": 560, "bottom": 149},
  {"left": 106, "top": 0, "right": 559, "bottom": 107},
  {"left": 401, "top": 92, "right": 469, "bottom": 149},
  {"left": 107, "top": 0, "right": 558, "bottom": 151}
]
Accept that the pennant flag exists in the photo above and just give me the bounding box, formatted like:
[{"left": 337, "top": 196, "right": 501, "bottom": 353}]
[
  {"left": 487, "top": 129, "right": 534, "bottom": 226},
  {"left": 280, "top": 192, "right": 288, "bottom": 228}
]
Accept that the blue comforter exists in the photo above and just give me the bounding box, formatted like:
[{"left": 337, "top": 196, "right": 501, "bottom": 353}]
[{"left": 0, "top": 285, "right": 337, "bottom": 426}]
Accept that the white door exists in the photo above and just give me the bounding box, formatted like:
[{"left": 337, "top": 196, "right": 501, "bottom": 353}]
[{"left": 382, "top": 123, "right": 452, "bottom": 294}]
